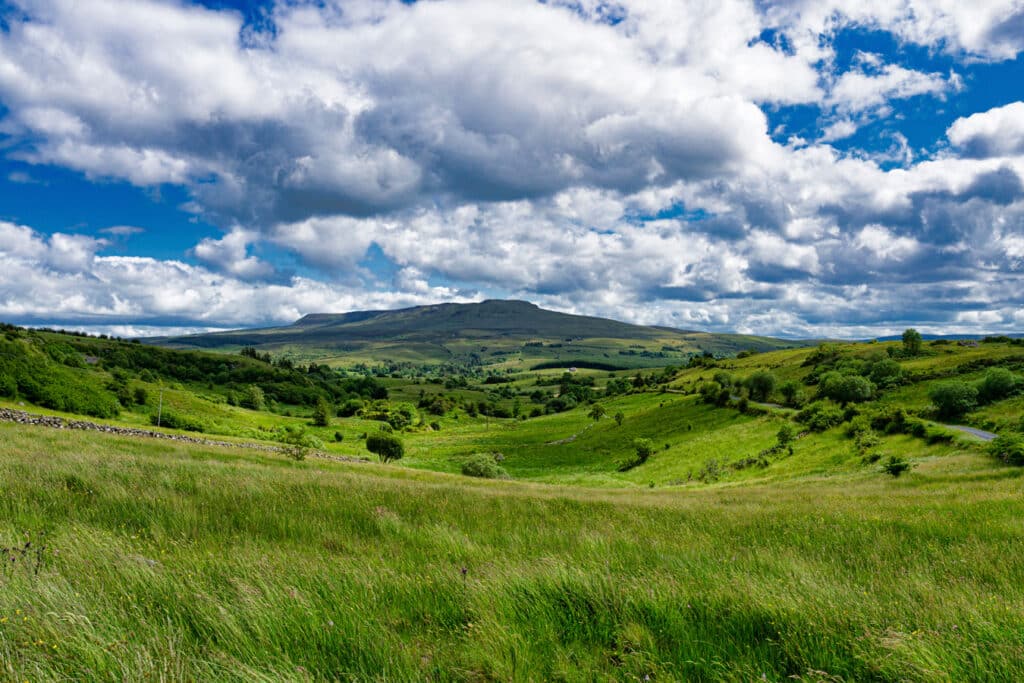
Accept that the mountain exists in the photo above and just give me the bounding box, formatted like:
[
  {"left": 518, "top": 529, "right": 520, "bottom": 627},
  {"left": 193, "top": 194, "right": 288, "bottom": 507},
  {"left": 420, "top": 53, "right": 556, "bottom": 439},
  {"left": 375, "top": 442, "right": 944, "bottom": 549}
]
[{"left": 155, "top": 300, "right": 810, "bottom": 367}]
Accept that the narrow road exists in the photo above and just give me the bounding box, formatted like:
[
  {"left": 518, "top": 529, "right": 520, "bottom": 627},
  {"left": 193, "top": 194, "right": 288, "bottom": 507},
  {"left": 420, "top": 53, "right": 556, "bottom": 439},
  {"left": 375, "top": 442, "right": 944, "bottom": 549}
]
[{"left": 944, "top": 425, "right": 998, "bottom": 441}]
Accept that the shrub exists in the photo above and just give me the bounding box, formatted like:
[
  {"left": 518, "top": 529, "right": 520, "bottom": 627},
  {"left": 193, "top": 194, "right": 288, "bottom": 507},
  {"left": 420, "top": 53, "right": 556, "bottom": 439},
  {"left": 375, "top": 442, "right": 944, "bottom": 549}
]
[
  {"left": 337, "top": 398, "right": 364, "bottom": 417},
  {"left": 868, "top": 358, "right": 903, "bottom": 388},
  {"left": 796, "top": 401, "right": 845, "bottom": 432},
  {"left": 333, "top": 431, "right": 344, "bottom": 442},
  {"left": 618, "top": 438, "right": 654, "bottom": 472},
  {"left": 239, "top": 384, "right": 265, "bottom": 411},
  {"left": 776, "top": 423, "right": 796, "bottom": 447},
  {"left": 461, "top": 453, "right": 509, "bottom": 479},
  {"left": 977, "top": 367, "right": 1020, "bottom": 404},
  {"left": 881, "top": 455, "right": 913, "bottom": 477},
  {"left": 151, "top": 411, "right": 205, "bottom": 433},
  {"left": 929, "top": 381, "right": 978, "bottom": 420},
  {"left": 989, "top": 434, "right": 1024, "bottom": 466},
  {"left": 366, "top": 432, "right": 405, "bottom": 463}
]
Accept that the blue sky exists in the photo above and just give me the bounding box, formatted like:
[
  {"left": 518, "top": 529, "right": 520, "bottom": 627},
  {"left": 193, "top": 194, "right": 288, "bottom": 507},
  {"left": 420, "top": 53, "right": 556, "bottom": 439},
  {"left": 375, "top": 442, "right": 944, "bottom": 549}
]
[{"left": 0, "top": 0, "right": 1022, "bottom": 338}]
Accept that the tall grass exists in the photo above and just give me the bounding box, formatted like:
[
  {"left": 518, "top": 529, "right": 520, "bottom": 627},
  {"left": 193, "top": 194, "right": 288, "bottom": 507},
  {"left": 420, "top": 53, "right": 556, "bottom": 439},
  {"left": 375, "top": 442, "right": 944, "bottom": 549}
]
[{"left": 2, "top": 423, "right": 1022, "bottom": 681}]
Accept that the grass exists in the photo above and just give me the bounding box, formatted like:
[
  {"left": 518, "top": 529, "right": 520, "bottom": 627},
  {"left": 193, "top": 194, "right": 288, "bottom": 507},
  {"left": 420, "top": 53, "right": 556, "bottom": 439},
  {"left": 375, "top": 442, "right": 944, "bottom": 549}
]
[{"left": 2, "top": 422, "right": 1023, "bottom": 681}]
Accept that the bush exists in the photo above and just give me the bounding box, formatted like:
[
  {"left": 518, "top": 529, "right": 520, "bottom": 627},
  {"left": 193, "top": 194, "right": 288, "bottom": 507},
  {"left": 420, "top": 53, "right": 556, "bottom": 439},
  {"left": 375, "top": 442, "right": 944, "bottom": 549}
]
[
  {"left": 618, "top": 438, "right": 654, "bottom": 472},
  {"left": 239, "top": 384, "right": 265, "bottom": 411},
  {"left": 776, "top": 423, "right": 796, "bottom": 447},
  {"left": 366, "top": 432, "right": 405, "bottom": 463},
  {"left": 929, "top": 381, "right": 978, "bottom": 420},
  {"left": 461, "top": 453, "right": 509, "bottom": 479},
  {"left": 333, "top": 431, "right": 344, "bottom": 442},
  {"left": 151, "top": 411, "right": 205, "bottom": 433},
  {"left": 977, "top": 367, "right": 1020, "bottom": 404},
  {"left": 796, "top": 401, "right": 845, "bottom": 432},
  {"left": 989, "top": 434, "right": 1024, "bottom": 466},
  {"left": 881, "top": 455, "right": 913, "bottom": 477},
  {"left": 868, "top": 359, "right": 903, "bottom": 388},
  {"left": 337, "top": 398, "right": 364, "bottom": 417}
]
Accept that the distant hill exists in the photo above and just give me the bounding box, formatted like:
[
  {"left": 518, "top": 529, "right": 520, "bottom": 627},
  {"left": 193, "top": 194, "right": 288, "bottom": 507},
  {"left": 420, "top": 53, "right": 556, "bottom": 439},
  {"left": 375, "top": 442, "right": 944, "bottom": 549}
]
[{"left": 154, "top": 299, "right": 811, "bottom": 367}]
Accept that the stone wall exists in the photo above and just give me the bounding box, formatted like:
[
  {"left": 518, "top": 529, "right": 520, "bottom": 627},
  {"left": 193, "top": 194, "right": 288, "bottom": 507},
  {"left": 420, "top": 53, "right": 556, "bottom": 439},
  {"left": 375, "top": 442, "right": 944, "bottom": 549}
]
[{"left": 0, "top": 407, "right": 367, "bottom": 463}]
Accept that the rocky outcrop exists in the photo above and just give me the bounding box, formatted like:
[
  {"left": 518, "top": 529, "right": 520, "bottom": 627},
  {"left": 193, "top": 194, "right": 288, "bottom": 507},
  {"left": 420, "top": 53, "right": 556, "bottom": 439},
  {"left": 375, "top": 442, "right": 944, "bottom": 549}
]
[{"left": 0, "top": 407, "right": 366, "bottom": 463}]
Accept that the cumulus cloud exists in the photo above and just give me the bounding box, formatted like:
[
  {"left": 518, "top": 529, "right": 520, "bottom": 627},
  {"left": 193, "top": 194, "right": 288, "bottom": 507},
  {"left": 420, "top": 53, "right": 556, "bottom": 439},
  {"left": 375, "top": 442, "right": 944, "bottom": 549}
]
[
  {"left": 948, "top": 101, "right": 1024, "bottom": 157},
  {"left": 827, "top": 64, "right": 960, "bottom": 112},
  {"left": 191, "top": 228, "right": 274, "bottom": 280},
  {"left": 0, "top": 0, "right": 1022, "bottom": 337},
  {"left": 0, "top": 222, "right": 470, "bottom": 329}
]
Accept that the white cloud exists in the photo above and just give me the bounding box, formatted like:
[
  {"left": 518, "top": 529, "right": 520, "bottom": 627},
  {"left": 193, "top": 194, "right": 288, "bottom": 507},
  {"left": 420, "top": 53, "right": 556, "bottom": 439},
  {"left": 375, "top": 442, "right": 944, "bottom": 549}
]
[
  {"left": 827, "top": 64, "right": 960, "bottom": 112},
  {"left": 854, "top": 224, "right": 921, "bottom": 260},
  {"left": 0, "top": 222, "right": 472, "bottom": 329},
  {"left": 191, "top": 228, "right": 274, "bottom": 280},
  {"left": 948, "top": 101, "right": 1024, "bottom": 157},
  {"left": 0, "top": 1, "right": 1022, "bottom": 337}
]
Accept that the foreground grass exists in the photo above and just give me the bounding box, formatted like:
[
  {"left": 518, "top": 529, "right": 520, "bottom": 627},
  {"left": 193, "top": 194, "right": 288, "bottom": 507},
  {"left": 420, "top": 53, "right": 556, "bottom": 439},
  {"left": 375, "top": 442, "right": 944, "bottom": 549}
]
[{"left": 2, "top": 424, "right": 1023, "bottom": 681}]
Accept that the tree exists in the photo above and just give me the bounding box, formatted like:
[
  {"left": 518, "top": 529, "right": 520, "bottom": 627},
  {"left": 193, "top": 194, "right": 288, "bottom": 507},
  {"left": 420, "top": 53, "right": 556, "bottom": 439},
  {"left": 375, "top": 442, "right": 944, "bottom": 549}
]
[
  {"left": 613, "top": 411, "right": 625, "bottom": 426},
  {"left": 240, "top": 384, "right": 265, "bottom": 411},
  {"left": 779, "top": 380, "right": 802, "bottom": 407},
  {"left": 279, "top": 425, "right": 321, "bottom": 461},
  {"left": 312, "top": 397, "right": 332, "bottom": 427},
  {"left": 366, "top": 432, "right": 405, "bottom": 463},
  {"left": 818, "top": 372, "right": 874, "bottom": 405},
  {"left": 929, "top": 381, "right": 978, "bottom": 420},
  {"left": 776, "top": 423, "right": 796, "bottom": 447},
  {"left": 902, "top": 328, "right": 923, "bottom": 356},
  {"left": 745, "top": 371, "right": 777, "bottom": 402},
  {"left": 588, "top": 404, "right": 606, "bottom": 422}
]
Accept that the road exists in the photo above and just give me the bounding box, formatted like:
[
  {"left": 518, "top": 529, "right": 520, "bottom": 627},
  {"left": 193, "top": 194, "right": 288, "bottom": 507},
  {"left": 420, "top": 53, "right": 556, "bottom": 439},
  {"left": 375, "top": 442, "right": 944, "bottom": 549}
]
[{"left": 945, "top": 425, "right": 998, "bottom": 441}]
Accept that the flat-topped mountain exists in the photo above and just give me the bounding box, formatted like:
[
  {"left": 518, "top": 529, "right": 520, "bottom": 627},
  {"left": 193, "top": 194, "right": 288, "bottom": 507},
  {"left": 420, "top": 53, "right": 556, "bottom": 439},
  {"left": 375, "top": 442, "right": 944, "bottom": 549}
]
[{"left": 155, "top": 300, "right": 807, "bottom": 367}]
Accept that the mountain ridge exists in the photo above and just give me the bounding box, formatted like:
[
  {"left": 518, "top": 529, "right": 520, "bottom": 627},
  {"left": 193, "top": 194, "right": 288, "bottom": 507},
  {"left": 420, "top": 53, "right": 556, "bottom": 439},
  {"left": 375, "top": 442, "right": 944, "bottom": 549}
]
[{"left": 154, "top": 299, "right": 810, "bottom": 366}]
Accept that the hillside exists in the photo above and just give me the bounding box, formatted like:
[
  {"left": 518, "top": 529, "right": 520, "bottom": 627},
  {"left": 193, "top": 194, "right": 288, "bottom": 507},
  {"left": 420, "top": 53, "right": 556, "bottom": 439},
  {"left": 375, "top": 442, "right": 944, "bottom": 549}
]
[
  {"left": 155, "top": 299, "right": 809, "bottom": 368},
  {"left": 3, "top": 320, "right": 1024, "bottom": 678}
]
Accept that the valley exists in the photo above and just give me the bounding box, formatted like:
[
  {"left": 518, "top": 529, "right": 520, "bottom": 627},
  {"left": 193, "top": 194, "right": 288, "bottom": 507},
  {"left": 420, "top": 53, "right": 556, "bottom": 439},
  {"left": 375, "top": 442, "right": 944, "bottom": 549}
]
[{"left": 2, "top": 304, "right": 1023, "bottom": 680}]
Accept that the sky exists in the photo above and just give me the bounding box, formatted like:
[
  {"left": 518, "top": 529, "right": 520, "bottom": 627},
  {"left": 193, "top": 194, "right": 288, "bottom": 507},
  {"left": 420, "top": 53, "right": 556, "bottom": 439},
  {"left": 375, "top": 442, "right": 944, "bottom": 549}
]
[{"left": 0, "top": 0, "right": 1023, "bottom": 339}]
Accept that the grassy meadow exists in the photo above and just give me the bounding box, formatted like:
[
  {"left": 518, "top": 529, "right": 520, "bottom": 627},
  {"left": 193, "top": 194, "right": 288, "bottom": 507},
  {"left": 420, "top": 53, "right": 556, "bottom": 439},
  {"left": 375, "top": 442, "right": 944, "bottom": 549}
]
[
  {"left": 3, "top": 323, "right": 1024, "bottom": 679},
  {"left": 2, "top": 423, "right": 1023, "bottom": 681}
]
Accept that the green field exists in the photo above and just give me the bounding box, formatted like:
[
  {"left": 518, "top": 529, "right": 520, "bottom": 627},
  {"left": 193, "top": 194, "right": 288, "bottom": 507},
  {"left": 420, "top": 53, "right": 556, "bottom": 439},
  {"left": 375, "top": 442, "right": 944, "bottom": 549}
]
[
  {"left": 3, "top": 322, "right": 1024, "bottom": 679},
  {"left": 2, "top": 424, "right": 1023, "bottom": 681}
]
